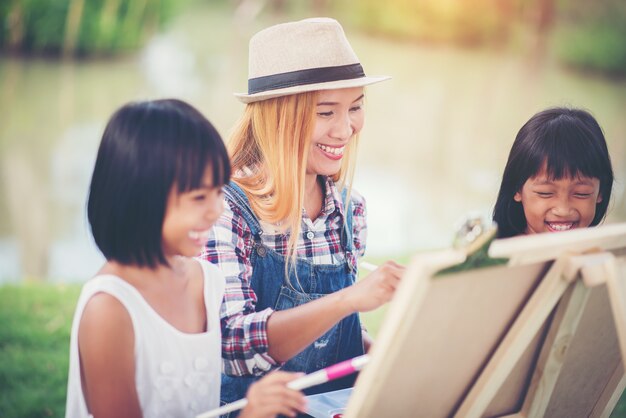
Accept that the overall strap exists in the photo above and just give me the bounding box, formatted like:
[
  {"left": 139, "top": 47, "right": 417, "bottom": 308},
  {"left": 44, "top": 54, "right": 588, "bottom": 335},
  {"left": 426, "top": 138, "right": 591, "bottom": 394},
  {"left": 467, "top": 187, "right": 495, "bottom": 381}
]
[
  {"left": 223, "top": 182, "right": 263, "bottom": 239},
  {"left": 341, "top": 187, "right": 354, "bottom": 252}
]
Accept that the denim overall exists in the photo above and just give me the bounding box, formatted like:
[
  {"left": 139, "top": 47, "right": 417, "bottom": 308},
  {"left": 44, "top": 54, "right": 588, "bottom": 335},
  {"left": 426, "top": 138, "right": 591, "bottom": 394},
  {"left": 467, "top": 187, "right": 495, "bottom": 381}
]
[{"left": 220, "top": 182, "right": 364, "bottom": 413}]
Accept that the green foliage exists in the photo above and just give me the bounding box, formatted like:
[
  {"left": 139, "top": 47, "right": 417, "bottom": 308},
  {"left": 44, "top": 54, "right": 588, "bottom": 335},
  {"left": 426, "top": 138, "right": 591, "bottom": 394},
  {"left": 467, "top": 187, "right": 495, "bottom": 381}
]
[
  {"left": 0, "top": 284, "right": 80, "bottom": 417},
  {"left": 552, "top": 0, "right": 626, "bottom": 76},
  {"left": 0, "top": 0, "right": 185, "bottom": 56},
  {"left": 555, "top": 23, "right": 626, "bottom": 76}
]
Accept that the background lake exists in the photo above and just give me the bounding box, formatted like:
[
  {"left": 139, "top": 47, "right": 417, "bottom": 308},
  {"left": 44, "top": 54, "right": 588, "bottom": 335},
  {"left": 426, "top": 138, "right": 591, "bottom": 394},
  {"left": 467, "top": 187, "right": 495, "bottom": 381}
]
[{"left": 1, "top": 2, "right": 624, "bottom": 283}]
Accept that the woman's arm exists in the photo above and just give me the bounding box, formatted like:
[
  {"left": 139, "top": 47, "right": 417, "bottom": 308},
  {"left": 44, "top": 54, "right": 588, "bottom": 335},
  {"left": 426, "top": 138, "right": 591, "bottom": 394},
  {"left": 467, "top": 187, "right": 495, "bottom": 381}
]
[
  {"left": 202, "top": 196, "right": 404, "bottom": 371},
  {"left": 78, "top": 293, "right": 141, "bottom": 418},
  {"left": 266, "top": 261, "right": 403, "bottom": 361},
  {"left": 266, "top": 188, "right": 403, "bottom": 360}
]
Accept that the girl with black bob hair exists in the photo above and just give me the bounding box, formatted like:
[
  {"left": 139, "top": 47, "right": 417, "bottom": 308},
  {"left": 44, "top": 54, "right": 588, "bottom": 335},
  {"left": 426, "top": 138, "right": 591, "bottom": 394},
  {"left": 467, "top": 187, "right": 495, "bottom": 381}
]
[
  {"left": 66, "top": 99, "right": 307, "bottom": 418},
  {"left": 493, "top": 107, "right": 614, "bottom": 238},
  {"left": 87, "top": 99, "right": 231, "bottom": 266}
]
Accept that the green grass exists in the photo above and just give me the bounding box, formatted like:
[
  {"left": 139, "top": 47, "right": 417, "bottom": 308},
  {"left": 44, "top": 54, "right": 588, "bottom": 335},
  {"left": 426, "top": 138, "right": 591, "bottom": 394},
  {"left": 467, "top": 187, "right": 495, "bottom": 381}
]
[
  {"left": 0, "top": 283, "right": 80, "bottom": 418},
  {"left": 1, "top": 281, "right": 625, "bottom": 416}
]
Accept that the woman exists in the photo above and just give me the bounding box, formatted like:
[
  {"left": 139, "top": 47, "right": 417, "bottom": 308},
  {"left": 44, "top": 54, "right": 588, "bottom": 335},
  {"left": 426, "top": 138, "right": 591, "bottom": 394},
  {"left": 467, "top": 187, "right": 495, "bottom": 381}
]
[{"left": 201, "top": 17, "right": 404, "bottom": 409}]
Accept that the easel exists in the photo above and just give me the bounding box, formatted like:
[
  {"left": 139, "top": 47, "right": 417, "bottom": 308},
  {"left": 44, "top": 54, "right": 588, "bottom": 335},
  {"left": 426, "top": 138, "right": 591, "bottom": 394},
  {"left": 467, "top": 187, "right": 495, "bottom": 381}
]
[{"left": 344, "top": 223, "right": 626, "bottom": 418}]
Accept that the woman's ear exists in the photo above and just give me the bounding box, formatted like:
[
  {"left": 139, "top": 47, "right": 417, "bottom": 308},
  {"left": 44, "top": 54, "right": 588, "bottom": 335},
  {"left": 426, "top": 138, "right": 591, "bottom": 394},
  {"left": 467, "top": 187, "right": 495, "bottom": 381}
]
[
  {"left": 596, "top": 193, "right": 603, "bottom": 203},
  {"left": 513, "top": 192, "right": 522, "bottom": 202}
]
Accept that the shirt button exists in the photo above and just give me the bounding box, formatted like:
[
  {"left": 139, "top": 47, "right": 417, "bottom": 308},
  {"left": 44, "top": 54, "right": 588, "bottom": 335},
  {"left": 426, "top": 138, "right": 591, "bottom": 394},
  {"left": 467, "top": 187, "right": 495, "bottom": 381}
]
[{"left": 306, "top": 231, "right": 315, "bottom": 240}]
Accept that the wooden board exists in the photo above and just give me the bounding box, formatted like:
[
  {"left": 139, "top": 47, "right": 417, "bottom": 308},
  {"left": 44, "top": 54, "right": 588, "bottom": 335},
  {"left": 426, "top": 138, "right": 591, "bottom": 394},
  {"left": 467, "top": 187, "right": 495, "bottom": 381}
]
[{"left": 346, "top": 260, "right": 546, "bottom": 417}]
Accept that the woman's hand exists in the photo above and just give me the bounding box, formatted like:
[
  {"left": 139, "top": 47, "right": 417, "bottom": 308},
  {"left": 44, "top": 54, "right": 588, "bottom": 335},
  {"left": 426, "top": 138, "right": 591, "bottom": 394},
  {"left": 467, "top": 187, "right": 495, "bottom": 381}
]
[
  {"left": 343, "top": 261, "right": 405, "bottom": 313},
  {"left": 265, "top": 261, "right": 404, "bottom": 362},
  {"left": 239, "top": 371, "right": 307, "bottom": 418}
]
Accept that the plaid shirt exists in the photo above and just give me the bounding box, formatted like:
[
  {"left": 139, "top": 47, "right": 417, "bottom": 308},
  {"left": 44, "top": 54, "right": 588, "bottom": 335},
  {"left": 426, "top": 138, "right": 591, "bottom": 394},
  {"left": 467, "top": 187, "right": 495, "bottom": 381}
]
[{"left": 199, "top": 177, "right": 367, "bottom": 376}]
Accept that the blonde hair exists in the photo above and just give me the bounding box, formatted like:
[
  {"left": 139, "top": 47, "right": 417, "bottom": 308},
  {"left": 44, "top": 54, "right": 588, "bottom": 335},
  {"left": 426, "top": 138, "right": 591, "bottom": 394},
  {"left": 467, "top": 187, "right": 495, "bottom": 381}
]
[{"left": 227, "top": 91, "right": 359, "bottom": 271}]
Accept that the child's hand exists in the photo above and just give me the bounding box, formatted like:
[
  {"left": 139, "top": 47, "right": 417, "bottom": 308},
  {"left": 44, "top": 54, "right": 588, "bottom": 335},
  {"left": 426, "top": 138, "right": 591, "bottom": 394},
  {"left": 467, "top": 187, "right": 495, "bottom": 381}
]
[
  {"left": 239, "top": 371, "right": 307, "bottom": 418},
  {"left": 345, "top": 261, "right": 404, "bottom": 312}
]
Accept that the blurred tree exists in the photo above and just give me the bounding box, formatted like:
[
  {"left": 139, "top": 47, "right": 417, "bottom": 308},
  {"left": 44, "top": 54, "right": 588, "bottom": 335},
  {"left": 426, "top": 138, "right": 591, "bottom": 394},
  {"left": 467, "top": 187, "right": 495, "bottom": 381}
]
[
  {"left": 0, "top": 0, "right": 184, "bottom": 57},
  {"left": 554, "top": 0, "right": 626, "bottom": 76},
  {"left": 63, "top": 0, "right": 85, "bottom": 57}
]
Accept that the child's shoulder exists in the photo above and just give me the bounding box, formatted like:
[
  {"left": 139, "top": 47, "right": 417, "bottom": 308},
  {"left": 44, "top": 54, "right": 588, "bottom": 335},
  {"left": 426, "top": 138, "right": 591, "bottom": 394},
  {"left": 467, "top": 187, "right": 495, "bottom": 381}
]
[
  {"left": 78, "top": 273, "right": 134, "bottom": 316},
  {"left": 81, "top": 289, "right": 130, "bottom": 324},
  {"left": 80, "top": 273, "right": 127, "bottom": 300},
  {"left": 188, "top": 258, "right": 225, "bottom": 295},
  {"left": 78, "top": 278, "right": 133, "bottom": 343}
]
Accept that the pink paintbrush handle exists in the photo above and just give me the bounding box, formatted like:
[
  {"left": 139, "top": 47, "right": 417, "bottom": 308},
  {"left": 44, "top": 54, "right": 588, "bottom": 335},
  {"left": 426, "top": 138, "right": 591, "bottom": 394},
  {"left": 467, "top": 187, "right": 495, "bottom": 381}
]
[
  {"left": 326, "top": 354, "right": 370, "bottom": 380},
  {"left": 197, "top": 354, "right": 370, "bottom": 418},
  {"left": 288, "top": 354, "right": 370, "bottom": 390}
]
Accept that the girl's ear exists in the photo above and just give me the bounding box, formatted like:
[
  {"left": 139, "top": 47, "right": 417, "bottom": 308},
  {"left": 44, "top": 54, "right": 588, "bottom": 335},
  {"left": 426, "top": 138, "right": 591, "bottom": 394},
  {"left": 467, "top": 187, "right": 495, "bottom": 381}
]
[
  {"left": 596, "top": 193, "right": 603, "bottom": 203},
  {"left": 513, "top": 191, "right": 522, "bottom": 202}
]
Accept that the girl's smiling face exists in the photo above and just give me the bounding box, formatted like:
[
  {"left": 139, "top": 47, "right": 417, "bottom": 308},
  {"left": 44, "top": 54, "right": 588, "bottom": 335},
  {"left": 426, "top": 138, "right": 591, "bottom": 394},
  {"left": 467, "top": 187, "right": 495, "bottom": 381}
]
[
  {"left": 514, "top": 164, "right": 602, "bottom": 235},
  {"left": 161, "top": 168, "right": 224, "bottom": 259},
  {"left": 306, "top": 87, "right": 365, "bottom": 177}
]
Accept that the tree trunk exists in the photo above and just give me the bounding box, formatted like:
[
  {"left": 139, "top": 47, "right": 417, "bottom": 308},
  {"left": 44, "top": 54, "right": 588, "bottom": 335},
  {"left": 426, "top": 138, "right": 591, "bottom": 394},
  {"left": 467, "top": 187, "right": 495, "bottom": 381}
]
[
  {"left": 7, "top": 2, "right": 25, "bottom": 52},
  {"left": 63, "top": 0, "right": 86, "bottom": 58}
]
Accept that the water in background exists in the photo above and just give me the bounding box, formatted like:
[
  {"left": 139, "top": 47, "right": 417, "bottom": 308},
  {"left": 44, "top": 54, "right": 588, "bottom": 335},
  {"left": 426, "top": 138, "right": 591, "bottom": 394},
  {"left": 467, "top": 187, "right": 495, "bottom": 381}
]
[{"left": 1, "top": 3, "right": 625, "bottom": 283}]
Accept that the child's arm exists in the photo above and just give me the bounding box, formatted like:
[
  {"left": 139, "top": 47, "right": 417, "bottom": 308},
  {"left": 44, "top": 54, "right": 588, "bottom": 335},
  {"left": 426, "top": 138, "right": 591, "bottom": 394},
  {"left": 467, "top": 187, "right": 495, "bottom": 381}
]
[
  {"left": 78, "top": 293, "right": 141, "bottom": 418},
  {"left": 239, "top": 371, "right": 307, "bottom": 418}
]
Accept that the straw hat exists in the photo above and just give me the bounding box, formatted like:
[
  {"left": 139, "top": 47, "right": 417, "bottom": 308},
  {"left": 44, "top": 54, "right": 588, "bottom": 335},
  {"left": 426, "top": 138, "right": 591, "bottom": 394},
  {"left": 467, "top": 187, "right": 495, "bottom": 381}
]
[{"left": 235, "top": 17, "right": 390, "bottom": 103}]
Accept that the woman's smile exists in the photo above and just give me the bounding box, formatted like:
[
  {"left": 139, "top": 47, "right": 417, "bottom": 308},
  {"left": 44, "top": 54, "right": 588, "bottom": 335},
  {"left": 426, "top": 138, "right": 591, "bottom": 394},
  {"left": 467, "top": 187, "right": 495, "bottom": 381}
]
[{"left": 316, "top": 143, "right": 345, "bottom": 160}]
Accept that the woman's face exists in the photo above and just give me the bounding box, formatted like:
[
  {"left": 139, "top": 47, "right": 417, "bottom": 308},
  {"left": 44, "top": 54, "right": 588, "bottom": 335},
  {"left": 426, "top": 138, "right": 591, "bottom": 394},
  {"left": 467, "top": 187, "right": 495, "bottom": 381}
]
[
  {"left": 514, "top": 164, "right": 602, "bottom": 234},
  {"left": 306, "top": 87, "right": 365, "bottom": 177}
]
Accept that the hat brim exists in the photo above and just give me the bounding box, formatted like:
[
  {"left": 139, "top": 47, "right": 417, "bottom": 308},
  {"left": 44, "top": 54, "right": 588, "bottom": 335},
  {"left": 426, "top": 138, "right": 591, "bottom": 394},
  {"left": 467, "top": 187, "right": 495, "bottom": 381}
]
[{"left": 234, "top": 75, "right": 391, "bottom": 104}]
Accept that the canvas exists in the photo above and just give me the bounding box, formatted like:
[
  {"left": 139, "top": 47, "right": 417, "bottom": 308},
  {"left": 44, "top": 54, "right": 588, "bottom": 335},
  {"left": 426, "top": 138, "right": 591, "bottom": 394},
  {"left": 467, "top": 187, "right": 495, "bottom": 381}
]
[{"left": 343, "top": 223, "right": 626, "bottom": 418}]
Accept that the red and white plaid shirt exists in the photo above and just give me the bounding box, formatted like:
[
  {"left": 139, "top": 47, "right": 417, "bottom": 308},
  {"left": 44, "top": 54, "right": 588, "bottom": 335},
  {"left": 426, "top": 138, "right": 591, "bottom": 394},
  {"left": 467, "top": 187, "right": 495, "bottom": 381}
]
[{"left": 199, "top": 177, "right": 367, "bottom": 376}]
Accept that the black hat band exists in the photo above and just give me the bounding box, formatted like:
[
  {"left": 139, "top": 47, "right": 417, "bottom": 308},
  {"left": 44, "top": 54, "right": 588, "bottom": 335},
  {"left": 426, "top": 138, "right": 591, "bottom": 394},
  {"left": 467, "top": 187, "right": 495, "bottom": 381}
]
[{"left": 248, "top": 63, "right": 365, "bottom": 94}]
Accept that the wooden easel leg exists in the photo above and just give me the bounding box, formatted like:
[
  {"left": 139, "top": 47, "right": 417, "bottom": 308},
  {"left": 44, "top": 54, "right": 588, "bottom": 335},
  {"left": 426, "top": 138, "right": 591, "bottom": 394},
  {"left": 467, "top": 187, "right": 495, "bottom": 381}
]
[
  {"left": 521, "top": 280, "right": 591, "bottom": 418},
  {"left": 605, "top": 256, "right": 626, "bottom": 365},
  {"left": 596, "top": 256, "right": 626, "bottom": 418}
]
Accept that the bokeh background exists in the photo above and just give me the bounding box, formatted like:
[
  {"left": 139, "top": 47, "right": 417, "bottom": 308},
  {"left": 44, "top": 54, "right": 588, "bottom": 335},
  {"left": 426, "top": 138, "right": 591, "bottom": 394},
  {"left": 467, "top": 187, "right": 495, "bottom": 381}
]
[
  {"left": 1, "top": 0, "right": 625, "bottom": 283},
  {"left": 1, "top": 1, "right": 626, "bottom": 416}
]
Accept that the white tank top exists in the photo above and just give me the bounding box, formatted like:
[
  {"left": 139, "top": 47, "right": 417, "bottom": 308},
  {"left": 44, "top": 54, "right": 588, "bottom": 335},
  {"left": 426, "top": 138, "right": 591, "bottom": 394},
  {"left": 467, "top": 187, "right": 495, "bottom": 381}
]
[{"left": 65, "top": 260, "right": 224, "bottom": 418}]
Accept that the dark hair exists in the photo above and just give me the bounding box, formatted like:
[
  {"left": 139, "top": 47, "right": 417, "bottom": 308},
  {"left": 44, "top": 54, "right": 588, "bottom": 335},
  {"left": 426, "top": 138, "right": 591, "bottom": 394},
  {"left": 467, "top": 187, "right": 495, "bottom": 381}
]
[
  {"left": 493, "top": 107, "right": 613, "bottom": 238},
  {"left": 87, "top": 99, "right": 231, "bottom": 267}
]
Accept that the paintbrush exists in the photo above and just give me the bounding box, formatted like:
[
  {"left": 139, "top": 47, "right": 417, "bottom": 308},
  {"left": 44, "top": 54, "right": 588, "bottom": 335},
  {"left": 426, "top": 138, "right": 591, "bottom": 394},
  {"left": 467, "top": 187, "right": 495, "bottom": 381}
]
[{"left": 196, "top": 355, "right": 370, "bottom": 418}]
